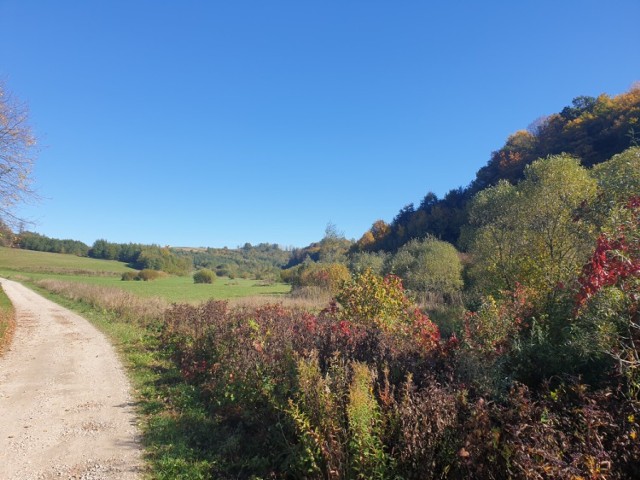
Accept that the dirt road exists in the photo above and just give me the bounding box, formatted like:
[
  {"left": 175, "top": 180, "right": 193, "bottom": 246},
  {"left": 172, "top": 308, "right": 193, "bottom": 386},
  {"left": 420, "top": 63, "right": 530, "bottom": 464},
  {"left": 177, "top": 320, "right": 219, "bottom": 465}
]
[{"left": 0, "top": 279, "right": 142, "bottom": 479}]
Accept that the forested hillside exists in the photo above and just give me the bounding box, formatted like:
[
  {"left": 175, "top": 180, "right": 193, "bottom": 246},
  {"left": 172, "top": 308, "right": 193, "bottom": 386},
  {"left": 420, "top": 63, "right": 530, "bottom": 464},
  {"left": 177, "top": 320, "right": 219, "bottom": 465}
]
[{"left": 356, "top": 85, "right": 640, "bottom": 252}]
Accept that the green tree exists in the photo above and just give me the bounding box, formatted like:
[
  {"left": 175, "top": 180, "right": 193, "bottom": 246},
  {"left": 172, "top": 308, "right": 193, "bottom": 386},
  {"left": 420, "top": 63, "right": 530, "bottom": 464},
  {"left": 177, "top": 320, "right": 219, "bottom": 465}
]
[
  {"left": 386, "top": 236, "right": 463, "bottom": 302},
  {"left": 466, "top": 180, "right": 522, "bottom": 292},
  {"left": 88, "top": 239, "right": 120, "bottom": 260},
  {"left": 0, "top": 220, "right": 14, "bottom": 246},
  {"left": 135, "top": 249, "right": 164, "bottom": 270},
  {"left": 348, "top": 251, "right": 388, "bottom": 276},
  {"left": 317, "top": 222, "right": 351, "bottom": 263},
  {"left": 468, "top": 154, "right": 597, "bottom": 296},
  {"left": 591, "top": 146, "right": 640, "bottom": 209}
]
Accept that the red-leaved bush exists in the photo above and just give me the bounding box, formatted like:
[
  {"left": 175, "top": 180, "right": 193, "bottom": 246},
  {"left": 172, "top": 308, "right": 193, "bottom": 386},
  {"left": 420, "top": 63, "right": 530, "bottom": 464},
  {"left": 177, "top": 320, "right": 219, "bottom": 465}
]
[{"left": 576, "top": 196, "right": 640, "bottom": 308}]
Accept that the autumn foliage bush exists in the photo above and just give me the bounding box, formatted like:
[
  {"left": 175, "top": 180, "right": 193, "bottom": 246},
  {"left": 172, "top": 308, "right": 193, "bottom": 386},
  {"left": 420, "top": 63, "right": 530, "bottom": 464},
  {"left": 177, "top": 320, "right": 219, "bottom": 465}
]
[
  {"left": 284, "top": 261, "right": 351, "bottom": 295},
  {"left": 573, "top": 197, "right": 640, "bottom": 395},
  {"left": 161, "top": 272, "right": 455, "bottom": 477},
  {"left": 157, "top": 248, "right": 640, "bottom": 478}
]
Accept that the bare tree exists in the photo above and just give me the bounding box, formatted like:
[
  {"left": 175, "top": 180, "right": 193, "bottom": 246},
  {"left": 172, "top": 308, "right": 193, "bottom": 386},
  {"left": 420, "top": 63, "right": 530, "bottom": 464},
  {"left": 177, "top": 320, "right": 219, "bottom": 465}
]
[{"left": 0, "top": 83, "right": 38, "bottom": 227}]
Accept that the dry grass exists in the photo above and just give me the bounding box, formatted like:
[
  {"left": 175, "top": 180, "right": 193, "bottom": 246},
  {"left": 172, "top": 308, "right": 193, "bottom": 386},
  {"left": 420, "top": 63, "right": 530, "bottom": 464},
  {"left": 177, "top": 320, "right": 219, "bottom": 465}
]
[
  {"left": 35, "top": 278, "right": 324, "bottom": 326},
  {"left": 230, "top": 286, "right": 332, "bottom": 311},
  {"left": 25, "top": 267, "right": 122, "bottom": 277},
  {"left": 35, "top": 279, "right": 168, "bottom": 325}
]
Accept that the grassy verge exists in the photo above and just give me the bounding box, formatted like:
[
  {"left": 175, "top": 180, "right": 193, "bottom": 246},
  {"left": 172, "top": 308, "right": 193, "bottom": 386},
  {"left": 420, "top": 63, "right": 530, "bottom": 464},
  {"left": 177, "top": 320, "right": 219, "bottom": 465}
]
[
  {"left": 23, "top": 280, "right": 221, "bottom": 479},
  {"left": 0, "top": 284, "right": 15, "bottom": 355}
]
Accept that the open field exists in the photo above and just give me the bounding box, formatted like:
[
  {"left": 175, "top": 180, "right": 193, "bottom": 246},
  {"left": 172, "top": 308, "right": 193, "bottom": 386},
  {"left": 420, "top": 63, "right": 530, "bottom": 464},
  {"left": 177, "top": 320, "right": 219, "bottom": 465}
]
[
  {"left": 36, "top": 274, "right": 291, "bottom": 303},
  {"left": 0, "top": 246, "right": 133, "bottom": 275},
  {"left": 0, "top": 247, "right": 291, "bottom": 303}
]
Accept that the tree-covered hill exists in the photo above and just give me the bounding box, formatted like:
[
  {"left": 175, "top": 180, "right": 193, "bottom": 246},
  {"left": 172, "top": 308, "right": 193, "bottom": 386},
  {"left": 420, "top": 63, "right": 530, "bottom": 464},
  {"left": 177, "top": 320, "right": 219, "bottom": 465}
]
[{"left": 357, "top": 84, "right": 640, "bottom": 252}]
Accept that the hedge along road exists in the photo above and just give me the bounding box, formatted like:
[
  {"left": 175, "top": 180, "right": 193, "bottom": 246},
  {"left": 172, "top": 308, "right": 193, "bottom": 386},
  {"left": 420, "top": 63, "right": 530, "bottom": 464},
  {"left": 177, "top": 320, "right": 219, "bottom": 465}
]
[{"left": 0, "top": 279, "right": 142, "bottom": 479}]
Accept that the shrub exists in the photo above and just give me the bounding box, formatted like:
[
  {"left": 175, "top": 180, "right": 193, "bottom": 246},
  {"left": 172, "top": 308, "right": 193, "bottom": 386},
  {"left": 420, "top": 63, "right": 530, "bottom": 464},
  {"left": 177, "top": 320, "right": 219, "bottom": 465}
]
[
  {"left": 302, "top": 262, "right": 351, "bottom": 294},
  {"left": 572, "top": 197, "right": 640, "bottom": 395},
  {"left": 137, "top": 269, "right": 167, "bottom": 281},
  {"left": 288, "top": 353, "right": 347, "bottom": 478},
  {"left": 336, "top": 269, "right": 410, "bottom": 328},
  {"left": 385, "top": 236, "right": 463, "bottom": 303},
  {"left": 384, "top": 375, "right": 459, "bottom": 479},
  {"left": 157, "top": 273, "right": 640, "bottom": 478},
  {"left": 121, "top": 271, "right": 139, "bottom": 281},
  {"left": 287, "top": 262, "right": 351, "bottom": 295},
  {"left": 193, "top": 268, "right": 215, "bottom": 284},
  {"left": 335, "top": 270, "right": 440, "bottom": 352},
  {"left": 348, "top": 250, "right": 388, "bottom": 276}
]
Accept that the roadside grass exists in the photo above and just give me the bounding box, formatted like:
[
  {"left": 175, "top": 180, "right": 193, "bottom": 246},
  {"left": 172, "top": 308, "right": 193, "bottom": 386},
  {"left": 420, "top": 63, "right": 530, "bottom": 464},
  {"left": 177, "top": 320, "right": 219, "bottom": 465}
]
[
  {"left": 24, "top": 280, "right": 222, "bottom": 479},
  {"left": 0, "top": 284, "right": 15, "bottom": 355}
]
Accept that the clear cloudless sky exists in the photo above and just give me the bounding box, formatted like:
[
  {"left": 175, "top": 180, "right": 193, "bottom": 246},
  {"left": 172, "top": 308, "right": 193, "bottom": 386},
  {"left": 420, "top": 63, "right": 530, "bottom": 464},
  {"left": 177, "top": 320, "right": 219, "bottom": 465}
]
[{"left": 1, "top": 0, "right": 638, "bottom": 248}]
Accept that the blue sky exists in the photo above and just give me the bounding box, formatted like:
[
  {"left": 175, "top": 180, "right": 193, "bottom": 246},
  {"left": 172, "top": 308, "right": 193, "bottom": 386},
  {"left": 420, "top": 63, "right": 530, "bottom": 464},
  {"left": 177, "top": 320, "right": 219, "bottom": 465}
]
[{"left": 1, "top": 1, "right": 638, "bottom": 248}]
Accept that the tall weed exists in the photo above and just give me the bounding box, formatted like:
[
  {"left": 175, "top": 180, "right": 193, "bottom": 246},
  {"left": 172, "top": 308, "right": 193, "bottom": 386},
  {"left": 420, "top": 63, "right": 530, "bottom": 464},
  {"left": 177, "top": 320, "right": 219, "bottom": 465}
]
[
  {"left": 347, "top": 362, "right": 390, "bottom": 479},
  {"left": 288, "top": 353, "right": 347, "bottom": 479}
]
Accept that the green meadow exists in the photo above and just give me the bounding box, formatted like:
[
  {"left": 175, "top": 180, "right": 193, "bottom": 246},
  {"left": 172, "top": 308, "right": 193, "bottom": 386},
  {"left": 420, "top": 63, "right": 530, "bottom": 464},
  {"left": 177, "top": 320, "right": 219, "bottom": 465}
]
[
  {"left": 0, "top": 247, "right": 290, "bottom": 303},
  {"left": 0, "top": 246, "right": 132, "bottom": 274}
]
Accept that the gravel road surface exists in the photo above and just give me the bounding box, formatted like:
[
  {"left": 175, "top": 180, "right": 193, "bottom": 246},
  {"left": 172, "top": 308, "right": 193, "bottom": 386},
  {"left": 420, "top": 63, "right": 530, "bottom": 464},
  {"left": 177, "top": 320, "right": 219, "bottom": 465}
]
[{"left": 0, "top": 279, "right": 142, "bottom": 479}]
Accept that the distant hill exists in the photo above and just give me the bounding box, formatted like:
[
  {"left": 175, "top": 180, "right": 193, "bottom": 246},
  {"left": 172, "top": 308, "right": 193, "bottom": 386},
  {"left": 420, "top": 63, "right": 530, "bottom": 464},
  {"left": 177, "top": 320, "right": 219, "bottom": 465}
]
[{"left": 356, "top": 84, "right": 640, "bottom": 252}]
